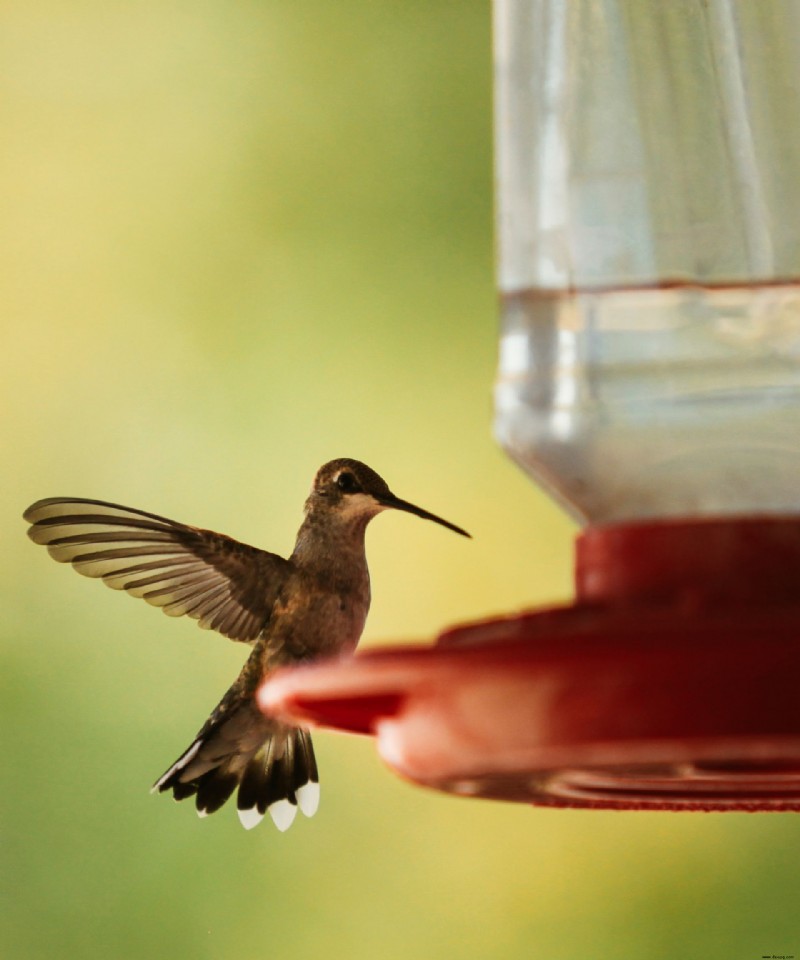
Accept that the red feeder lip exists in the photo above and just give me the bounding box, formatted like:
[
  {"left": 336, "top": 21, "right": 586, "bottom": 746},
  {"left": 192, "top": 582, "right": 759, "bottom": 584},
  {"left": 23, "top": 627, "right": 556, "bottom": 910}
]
[{"left": 259, "top": 517, "right": 800, "bottom": 811}]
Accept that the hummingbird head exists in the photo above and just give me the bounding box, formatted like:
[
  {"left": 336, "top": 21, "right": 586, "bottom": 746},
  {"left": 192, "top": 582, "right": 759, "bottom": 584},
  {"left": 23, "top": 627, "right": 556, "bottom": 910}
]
[{"left": 307, "top": 458, "right": 470, "bottom": 537}]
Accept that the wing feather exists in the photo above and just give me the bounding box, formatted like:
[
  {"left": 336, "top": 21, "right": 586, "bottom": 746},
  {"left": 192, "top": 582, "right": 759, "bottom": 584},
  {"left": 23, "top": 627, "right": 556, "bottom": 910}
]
[{"left": 24, "top": 497, "right": 291, "bottom": 643}]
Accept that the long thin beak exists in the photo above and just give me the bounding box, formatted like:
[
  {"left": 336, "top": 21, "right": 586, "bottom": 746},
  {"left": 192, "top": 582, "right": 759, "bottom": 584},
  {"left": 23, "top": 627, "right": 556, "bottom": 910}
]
[{"left": 379, "top": 493, "right": 471, "bottom": 538}]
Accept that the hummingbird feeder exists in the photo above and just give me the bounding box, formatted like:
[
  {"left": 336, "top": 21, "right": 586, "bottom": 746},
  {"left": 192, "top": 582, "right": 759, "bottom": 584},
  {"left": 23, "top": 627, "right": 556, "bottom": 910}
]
[{"left": 260, "top": 0, "right": 800, "bottom": 811}]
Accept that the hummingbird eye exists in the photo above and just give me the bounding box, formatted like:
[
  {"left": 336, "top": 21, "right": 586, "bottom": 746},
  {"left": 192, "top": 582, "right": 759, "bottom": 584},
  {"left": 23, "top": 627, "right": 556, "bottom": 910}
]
[{"left": 336, "top": 471, "right": 360, "bottom": 494}]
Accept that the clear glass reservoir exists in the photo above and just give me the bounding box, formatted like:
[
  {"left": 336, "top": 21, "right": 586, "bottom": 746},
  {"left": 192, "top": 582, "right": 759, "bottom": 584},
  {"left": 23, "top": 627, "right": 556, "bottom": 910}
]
[{"left": 494, "top": 1, "right": 800, "bottom": 524}]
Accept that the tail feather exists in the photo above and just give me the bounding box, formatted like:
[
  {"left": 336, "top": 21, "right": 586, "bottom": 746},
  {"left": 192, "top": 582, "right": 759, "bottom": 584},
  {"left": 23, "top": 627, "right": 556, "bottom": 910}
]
[
  {"left": 237, "top": 742, "right": 270, "bottom": 812},
  {"left": 195, "top": 769, "right": 239, "bottom": 816},
  {"left": 153, "top": 714, "right": 319, "bottom": 832},
  {"left": 238, "top": 731, "right": 320, "bottom": 831},
  {"left": 255, "top": 751, "right": 294, "bottom": 828},
  {"left": 295, "top": 730, "right": 320, "bottom": 817},
  {"left": 172, "top": 779, "right": 199, "bottom": 802}
]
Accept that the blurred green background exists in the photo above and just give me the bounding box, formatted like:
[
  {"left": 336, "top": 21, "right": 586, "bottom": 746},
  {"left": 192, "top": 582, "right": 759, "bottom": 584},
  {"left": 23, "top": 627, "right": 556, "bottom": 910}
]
[{"left": 2, "top": 4, "right": 799, "bottom": 959}]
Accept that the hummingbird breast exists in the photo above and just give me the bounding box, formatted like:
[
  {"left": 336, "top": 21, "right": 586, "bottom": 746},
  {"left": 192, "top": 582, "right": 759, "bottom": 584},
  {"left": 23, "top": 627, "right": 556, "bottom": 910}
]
[{"left": 260, "top": 564, "right": 371, "bottom": 669}]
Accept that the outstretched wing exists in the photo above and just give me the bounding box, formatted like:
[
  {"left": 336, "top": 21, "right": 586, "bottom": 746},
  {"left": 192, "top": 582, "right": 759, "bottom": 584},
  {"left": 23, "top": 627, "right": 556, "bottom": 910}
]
[{"left": 24, "top": 498, "right": 292, "bottom": 643}]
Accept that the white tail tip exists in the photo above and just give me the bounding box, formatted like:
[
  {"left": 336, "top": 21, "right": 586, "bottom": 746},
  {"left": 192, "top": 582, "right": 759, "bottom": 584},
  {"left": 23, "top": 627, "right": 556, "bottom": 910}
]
[
  {"left": 268, "top": 799, "right": 298, "bottom": 832},
  {"left": 297, "top": 781, "right": 320, "bottom": 818},
  {"left": 238, "top": 806, "right": 265, "bottom": 831}
]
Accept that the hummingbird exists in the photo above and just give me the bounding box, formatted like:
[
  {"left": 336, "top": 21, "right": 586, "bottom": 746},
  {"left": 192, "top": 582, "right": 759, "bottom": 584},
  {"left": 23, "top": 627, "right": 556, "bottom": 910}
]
[{"left": 23, "top": 458, "right": 469, "bottom": 831}]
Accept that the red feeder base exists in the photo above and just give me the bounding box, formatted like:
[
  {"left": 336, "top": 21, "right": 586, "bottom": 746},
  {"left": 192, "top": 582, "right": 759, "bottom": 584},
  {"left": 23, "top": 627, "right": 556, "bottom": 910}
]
[{"left": 259, "top": 518, "right": 800, "bottom": 811}]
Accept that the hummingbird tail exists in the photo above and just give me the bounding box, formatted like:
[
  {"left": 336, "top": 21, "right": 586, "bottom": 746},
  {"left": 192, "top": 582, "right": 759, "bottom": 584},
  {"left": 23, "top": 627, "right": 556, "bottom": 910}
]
[
  {"left": 152, "top": 716, "right": 319, "bottom": 832},
  {"left": 236, "top": 728, "right": 320, "bottom": 831}
]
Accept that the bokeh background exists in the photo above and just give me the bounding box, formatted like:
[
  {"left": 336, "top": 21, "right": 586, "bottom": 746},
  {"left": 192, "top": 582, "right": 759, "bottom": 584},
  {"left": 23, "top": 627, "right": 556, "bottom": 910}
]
[{"left": 2, "top": 4, "right": 799, "bottom": 959}]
